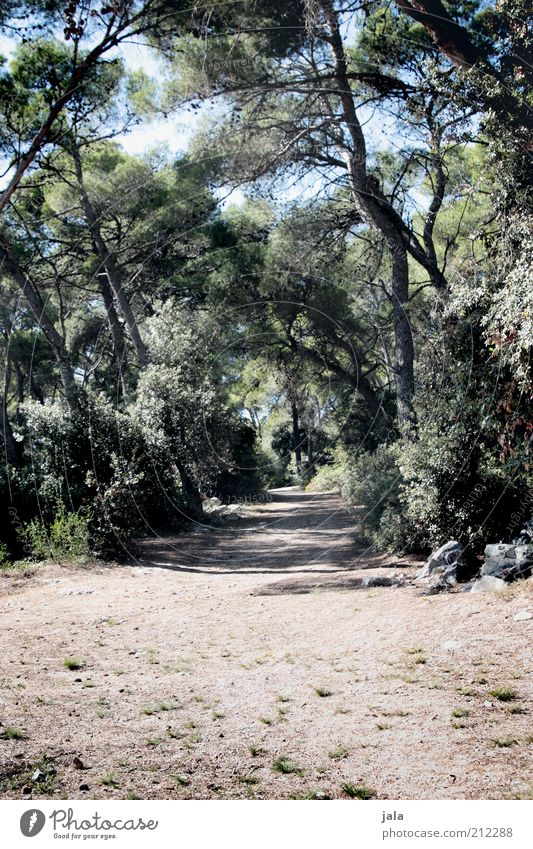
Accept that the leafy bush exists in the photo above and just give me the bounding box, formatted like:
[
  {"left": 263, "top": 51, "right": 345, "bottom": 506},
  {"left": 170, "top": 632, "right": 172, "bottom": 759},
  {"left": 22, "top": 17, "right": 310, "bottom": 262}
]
[
  {"left": 0, "top": 542, "right": 12, "bottom": 569},
  {"left": 342, "top": 444, "right": 402, "bottom": 531},
  {"left": 306, "top": 448, "right": 347, "bottom": 492},
  {"left": 19, "top": 509, "right": 91, "bottom": 561}
]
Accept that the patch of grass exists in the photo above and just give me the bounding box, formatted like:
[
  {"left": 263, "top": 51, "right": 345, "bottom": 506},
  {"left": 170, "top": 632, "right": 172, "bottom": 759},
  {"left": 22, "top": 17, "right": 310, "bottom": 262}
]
[
  {"left": 509, "top": 784, "right": 533, "bottom": 800},
  {"left": 315, "top": 687, "right": 333, "bottom": 698},
  {"left": 184, "top": 733, "right": 201, "bottom": 750},
  {"left": 126, "top": 791, "right": 141, "bottom": 800},
  {"left": 494, "top": 737, "right": 519, "bottom": 748},
  {"left": 506, "top": 704, "right": 527, "bottom": 715},
  {"left": 2, "top": 755, "right": 57, "bottom": 795},
  {"left": 166, "top": 728, "right": 186, "bottom": 739},
  {"left": 145, "top": 737, "right": 161, "bottom": 747},
  {"left": 489, "top": 687, "right": 518, "bottom": 702},
  {"left": 277, "top": 695, "right": 291, "bottom": 703},
  {"left": 380, "top": 709, "right": 409, "bottom": 717},
  {"left": 259, "top": 716, "right": 274, "bottom": 725},
  {"left": 141, "top": 701, "right": 178, "bottom": 716},
  {"left": 63, "top": 657, "right": 85, "bottom": 671},
  {"left": 249, "top": 744, "right": 266, "bottom": 757},
  {"left": 457, "top": 686, "right": 476, "bottom": 696},
  {"left": 329, "top": 744, "right": 349, "bottom": 760},
  {"left": 146, "top": 648, "right": 159, "bottom": 665},
  {"left": 81, "top": 680, "right": 95, "bottom": 688},
  {"left": 291, "top": 789, "right": 332, "bottom": 800},
  {"left": 376, "top": 722, "right": 392, "bottom": 730},
  {"left": 100, "top": 771, "right": 119, "bottom": 788},
  {"left": 452, "top": 720, "right": 468, "bottom": 729},
  {"left": 272, "top": 756, "right": 303, "bottom": 775},
  {"left": 31, "top": 756, "right": 57, "bottom": 794},
  {"left": 238, "top": 772, "right": 259, "bottom": 786},
  {"left": 406, "top": 646, "right": 425, "bottom": 655},
  {"left": 277, "top": 706, "right": 289, "bottom": 721},
  {"left": 212, "top": 711, "right": 225, "bottom": 720},
  {"left": 341, "top": 783, "right": 374, "bottom": 799},
  {"left": 173, "top": 774, "right": 191, "bottom": 787},
  {"left": 451, "top": 707, "right": 470, "bottom": 719},
  {"left": 1, "top": 726, "right": 25, "bottom": 740}
]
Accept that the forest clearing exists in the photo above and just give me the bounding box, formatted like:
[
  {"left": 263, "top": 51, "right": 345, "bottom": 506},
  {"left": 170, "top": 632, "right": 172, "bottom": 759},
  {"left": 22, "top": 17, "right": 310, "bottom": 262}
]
[{"left": 1, "top": 489, "right": 532, "bottom": 801}]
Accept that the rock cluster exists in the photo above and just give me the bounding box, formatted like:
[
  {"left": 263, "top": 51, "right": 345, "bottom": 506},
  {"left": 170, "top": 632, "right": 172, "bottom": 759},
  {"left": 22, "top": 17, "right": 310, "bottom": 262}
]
[
  {"left": 416, "top": 520, "right": 533, "bottom": 594},
  {"left": 480, "top": 543, "right": 532, "bottom": 582}
]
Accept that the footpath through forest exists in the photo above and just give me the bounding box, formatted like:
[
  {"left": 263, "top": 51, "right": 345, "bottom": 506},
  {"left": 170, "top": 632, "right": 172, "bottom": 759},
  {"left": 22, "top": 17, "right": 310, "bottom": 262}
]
[{"left": 1, "top": 489, "right": 532, "bottom": 799}]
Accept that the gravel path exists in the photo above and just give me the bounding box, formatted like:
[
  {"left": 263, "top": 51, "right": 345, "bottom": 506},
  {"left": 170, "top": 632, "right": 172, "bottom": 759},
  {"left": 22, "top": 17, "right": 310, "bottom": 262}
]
[{"left": 1, "top": 489, "right": 532, "bottom": 800}]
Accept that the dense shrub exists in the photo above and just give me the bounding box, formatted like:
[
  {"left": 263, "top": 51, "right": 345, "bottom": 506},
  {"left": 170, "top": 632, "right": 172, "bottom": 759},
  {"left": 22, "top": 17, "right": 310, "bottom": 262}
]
[
  {"left": 306, "top": 447, "right": 347, "bottom": 492},
  {"left": 19, "top": 509, "right": 91, "bottom": 561}
]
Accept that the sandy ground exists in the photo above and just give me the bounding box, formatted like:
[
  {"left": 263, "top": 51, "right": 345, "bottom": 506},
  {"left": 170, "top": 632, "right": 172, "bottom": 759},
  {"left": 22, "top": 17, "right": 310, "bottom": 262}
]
[{"left": 0, "top": 488, "right": 532, "bottom": 800}]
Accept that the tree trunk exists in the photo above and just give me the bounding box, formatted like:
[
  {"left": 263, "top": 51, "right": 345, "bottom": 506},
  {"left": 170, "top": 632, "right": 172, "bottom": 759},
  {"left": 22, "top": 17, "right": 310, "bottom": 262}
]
[
  {"left": 322, "top": 0, "right": 416, "bottom": 430},
  {"left": 291, "top": 400, "right": 302, "bottom": 475},
  {"left": 71, "top": 146, "right": 148, "bottom": 370},
  {"left": 97, "top": 270, "right": 128, "bottom": 396},
  {"left": 0, "top": 235, "right": 78, "bottom": 413},
  {"left": 1, "top": 394, "right": 22, "bottom": 467},
  {"left": 306, "top": 430, "right": 314, "bottom": 477},
  {"left": 176, "top": 460, "right": 204, "bottom": 521}
]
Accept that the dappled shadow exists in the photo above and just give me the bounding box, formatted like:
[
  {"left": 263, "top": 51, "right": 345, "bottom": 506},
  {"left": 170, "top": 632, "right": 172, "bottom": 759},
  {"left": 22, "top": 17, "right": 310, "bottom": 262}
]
[{"left": 135, "top": 488, "right": 414, "bottom": 575}]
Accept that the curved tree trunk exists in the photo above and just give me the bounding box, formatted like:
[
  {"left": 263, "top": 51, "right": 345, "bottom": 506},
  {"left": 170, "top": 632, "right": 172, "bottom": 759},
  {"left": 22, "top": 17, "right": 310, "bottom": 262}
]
[
  {"left": 71, "top": 146, "right": 148, "bottom": 370},
  {"left": 323, "top": 0, "right": 416, "bottom": 430},
  {"left": 0, "top": 235, "right": 78, "bottom": 413}
]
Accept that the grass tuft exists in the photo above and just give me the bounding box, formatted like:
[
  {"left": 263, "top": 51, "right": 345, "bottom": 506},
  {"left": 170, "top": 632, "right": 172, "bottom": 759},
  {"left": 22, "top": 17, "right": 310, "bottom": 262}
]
[
  {"left": 489, "top": 687, "right": 518, "bottom": 702},
  {"left": 494, "top": 737, "right": 519, "bottom": 748},
  {"left": 1, "top": 726, "right": 25, "bottom": 740},
  {"left": 315, "top": 687, "right": 333, "bottom": 698},
  {"left": 63, "top": 657, "right": 84, "bottom": 671},
  {"left": 341, "top": 783, "right": 374, "bottom": 799},
  {"left": 451, "top": 707, "right": 470, "bottom": 719},
  {"left": 100, "top": 771, "right": 119, "bottom": 788},
  {"left": 272, "top": 756, "right": 303, "bottom": 775}
]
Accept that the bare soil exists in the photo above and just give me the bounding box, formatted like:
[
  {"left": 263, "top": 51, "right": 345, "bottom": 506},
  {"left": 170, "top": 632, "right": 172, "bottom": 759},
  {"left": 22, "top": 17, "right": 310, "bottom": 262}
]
[{"left": 1, "top": 488, "right": 532, "bottom": 800}]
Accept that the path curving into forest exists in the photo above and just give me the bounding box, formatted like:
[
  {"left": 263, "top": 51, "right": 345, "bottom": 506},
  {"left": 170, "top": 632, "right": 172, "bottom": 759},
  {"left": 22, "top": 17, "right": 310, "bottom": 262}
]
[
  {"left": 1, "top": 489, "right": 532, "bottom": 801},
  {"left": 135, "top": 487, "right": 411, "bottom": 581}
]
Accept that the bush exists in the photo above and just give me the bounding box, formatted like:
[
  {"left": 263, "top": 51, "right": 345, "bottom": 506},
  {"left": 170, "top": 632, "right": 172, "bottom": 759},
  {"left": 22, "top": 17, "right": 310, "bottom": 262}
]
[
  {"left": 0, "top": 542, "right": 12, "bottom": 569},
  {"left": 305, "top": 448, "right": 347, "bottom": 492},
  {"left": 19, "top": 509, "right": 91, "bottom": 561},
  {"left": 342, "top": 444, "right": 402, "bottom": 531},
  {"left": 340, "top": 442, "right": 428, "bottom": 553}
]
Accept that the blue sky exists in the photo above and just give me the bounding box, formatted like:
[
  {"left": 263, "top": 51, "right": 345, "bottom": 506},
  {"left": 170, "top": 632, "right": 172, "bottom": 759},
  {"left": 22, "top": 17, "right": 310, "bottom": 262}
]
[{"left": 0, "top": 28, "right": 423, "bottom": 212}]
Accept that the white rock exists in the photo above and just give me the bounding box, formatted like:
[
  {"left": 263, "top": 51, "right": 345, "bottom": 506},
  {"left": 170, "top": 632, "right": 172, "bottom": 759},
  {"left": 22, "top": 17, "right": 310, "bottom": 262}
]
[
  {"left": 513, "top": 610, "right": 532, "bottom": 621},
  {"left": 442, "top": 640, "right": 461, "bottom": 651},
  {"left": 470, "top": 575, "right": 507, "bottom": 593}
]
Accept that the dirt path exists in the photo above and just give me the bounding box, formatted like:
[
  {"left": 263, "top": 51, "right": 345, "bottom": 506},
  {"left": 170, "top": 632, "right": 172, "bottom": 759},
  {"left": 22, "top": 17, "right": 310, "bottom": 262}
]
[{"left": 1, "top": 489, "right": 532, "bottom": 800}]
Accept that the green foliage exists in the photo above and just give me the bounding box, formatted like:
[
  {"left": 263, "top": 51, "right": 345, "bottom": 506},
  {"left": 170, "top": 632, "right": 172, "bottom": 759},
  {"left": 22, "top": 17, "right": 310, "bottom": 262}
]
[
  {"left": 0, "top": 542, "right": 11, "bottom": 569},
  {"left": 19, "top": 509, "right": 90, "bottom": 561},
  {"left": 305, "top": 462, "right": 346, "bottom": 493},
  {"left": 342, "top": 443, "right": 403, "bottom": 536}
]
